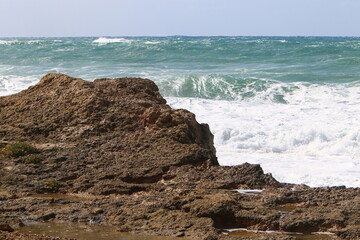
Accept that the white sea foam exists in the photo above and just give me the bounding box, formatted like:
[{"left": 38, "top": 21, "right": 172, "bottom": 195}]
[
  {"left": 93, "top": 37, "right": 132, "bottom": 44},
  {"left": 26, "top": 40, "right": 43, "bottom": 44},
  {"left": 166, "top": 83, "right": 360, "bottom": 188},
  {"left": 0, "top": 75, "right": 38, "bottom": 96},
  {"left": 0, "top": 40, "right": 18, "bottom": 45},
  {"left": 144, "top": 41, "right": 161, "bottom": 45},
  {"left": 0, "top": 39, "right": 44, "bottom": 45}
]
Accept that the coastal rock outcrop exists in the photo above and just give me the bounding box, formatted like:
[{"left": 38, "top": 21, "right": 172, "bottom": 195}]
[
  {"left": 0, "top": 73, "right": 220, "bottom": 195},
  {"left": 0, "top": 74, "right": 359, "bottom": 240}
]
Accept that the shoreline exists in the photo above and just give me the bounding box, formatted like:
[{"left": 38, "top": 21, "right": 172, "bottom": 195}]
[{"left": 0, "top": 74, "right": 359, "bottom": 240}]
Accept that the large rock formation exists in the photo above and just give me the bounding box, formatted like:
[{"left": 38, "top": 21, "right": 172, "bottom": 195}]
[
  {"left": 0, "top": 73, "right": 220, "bottom": 195},
  {"left": 0, "top": 74, "right": 359, "bottom": 240}
]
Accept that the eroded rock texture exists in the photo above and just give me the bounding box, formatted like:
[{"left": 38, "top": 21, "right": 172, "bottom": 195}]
[{"left": 0, "top": 74, "right": 359, "bottom": 240}]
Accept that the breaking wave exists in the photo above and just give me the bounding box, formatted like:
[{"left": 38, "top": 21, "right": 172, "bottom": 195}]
[
  {"left": 2, "top": 36, "right": 360, "bottom": 187},
  {"left": 93, "top": 37, "right": 132, "bottom": 44}
]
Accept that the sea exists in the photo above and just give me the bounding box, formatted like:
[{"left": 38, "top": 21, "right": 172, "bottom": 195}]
[{"left": 0, "top": 36, "right": 359, "bottom": 188}]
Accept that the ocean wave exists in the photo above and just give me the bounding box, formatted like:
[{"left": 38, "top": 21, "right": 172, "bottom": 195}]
[
  {"left": 157, "top": 74, "right": 300, "bottom": 103},
  {"left": 92, "top": 37, "right": 132, "bottom": 44},
  {"left": 157, "top": 73, "right": 360, "bottom": 104},
  {"left": 26, "top": 40, "right": 44, "bottom": 44},
  {"left": 2, "top": 36, "right": 360, "bottom": 188},
  {"left": 144, "top": 41, "right": 161, "bottom": 45},
  {"left": 167, "top": 92, "right": 360, "bottom": 187},
  {"left": 0, "top": 40, "right": 19, "bottom": 45},
  {"left": 0, "top": 39, "right": 45, "bottom": 45},
  {"left": 0, "top": 75, "right": 39, "bottom": 96}
]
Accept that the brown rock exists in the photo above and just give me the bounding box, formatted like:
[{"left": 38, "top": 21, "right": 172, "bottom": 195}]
[
  {"left": 0, "top": 73, "right": 218, "bottom": 195},
  {"left": 336, "top": 227, "right": 360, "bottom": 240},
  {"left": 0, "top": 73, "right": 359, "bottom": 240},
  {"left": 0, "top": 224, "right": 14, "bottom": 232}
]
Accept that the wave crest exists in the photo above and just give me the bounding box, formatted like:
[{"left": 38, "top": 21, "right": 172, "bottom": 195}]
[
  {"left": 0, "top": 39, "right": 45, "bottom": 45},
  {"left": 0, "top": 75, "right": 39, "bottom": 96},
  {"left": 167, "top": 91, "right": 360, "bottom": 187},
  {"left": 157, "top": 74, "right": 297, "bottom": 103},
  {"left": 93, "top": 37, "right": 132, "bottom": 44}
]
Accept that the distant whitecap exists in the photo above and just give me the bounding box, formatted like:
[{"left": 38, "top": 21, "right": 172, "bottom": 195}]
[{"left": 93, "top": 37, "right": 132, "bottom": 44}]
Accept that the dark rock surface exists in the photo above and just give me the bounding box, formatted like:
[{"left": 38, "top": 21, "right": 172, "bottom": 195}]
[
  {"left": 0, "top": 231, "right": 75, "bottom": 240},
  {"left": 0, "top": 74, "right": 359, "bottom": 240},
  {"left": 0, "top": 73, "right": 219, "bottom": 195}
]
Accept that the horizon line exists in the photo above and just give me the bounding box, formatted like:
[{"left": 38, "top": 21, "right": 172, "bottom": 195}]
[{"left": 1, "top": 35, "right": 360, "bottom": 38}]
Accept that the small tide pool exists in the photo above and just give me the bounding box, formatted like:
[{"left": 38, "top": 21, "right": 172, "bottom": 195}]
[{"left": 18, "top": 222, "right": 188, "bottom": 240}]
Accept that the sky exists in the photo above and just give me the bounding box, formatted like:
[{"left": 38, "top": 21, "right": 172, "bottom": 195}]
[{"left": 0, "top": 0, "right": 360, "bottom": 37}]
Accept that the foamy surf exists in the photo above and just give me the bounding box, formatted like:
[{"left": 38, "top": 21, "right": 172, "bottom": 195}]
[
  {"left": 1, "top": 36, "right": 360, "bottom": 188},
  {"left": 166, "top": 82, "right": 360, "bottom": 188},
  {"left": 0, "top": 39, "right": 44, "bottom": 45},
  {"left": 93, "top": 37, "right": 132, "bottom": 44},
  {"left": 144, "top": 41, "right": 161, "bottom": 45},
  {"left": 0, "top": 75, "right": 39, "bottom": 96},
  {"left": 0, "top": 40, "right": 19, "bottom": 45}
]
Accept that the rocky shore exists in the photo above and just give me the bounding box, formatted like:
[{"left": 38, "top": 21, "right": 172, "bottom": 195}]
[{"left": 0, "top": 74, "right": 359, "bottom": 240}]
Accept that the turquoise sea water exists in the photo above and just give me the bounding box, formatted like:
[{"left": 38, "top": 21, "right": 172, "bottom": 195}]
[
  {"left": 1, "top": 36, "right": 360, "bottom": 98},
  {"left": 1, "top": 36, "right": 360, "bottom": 187}
]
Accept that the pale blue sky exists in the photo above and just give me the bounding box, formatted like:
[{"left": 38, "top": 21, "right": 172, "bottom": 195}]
[{"left": 0, "top": 0, "right": 359, "bottom": 37}]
